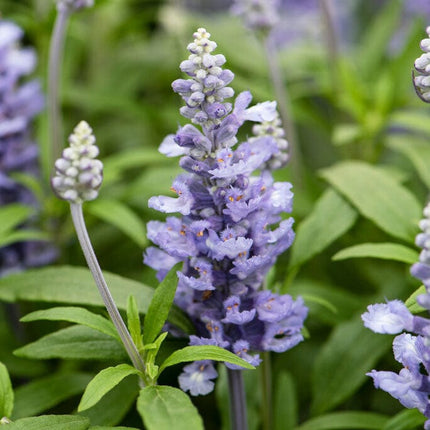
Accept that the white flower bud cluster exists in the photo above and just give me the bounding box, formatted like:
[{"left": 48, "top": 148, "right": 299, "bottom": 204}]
[
  {"left": 172, "top": 28, "right": 234, "bottom": 128},
  {"left": 414, "top": 27, "right": 430, "bottom": 102},
  {"left": 250, "top": 111, "right": 289, "bottom": 170},
  {"left": 51, "top": 121, "right": 103, "bottom": 204}
]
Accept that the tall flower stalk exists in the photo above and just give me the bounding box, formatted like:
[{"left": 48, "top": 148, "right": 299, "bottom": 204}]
[
  {"left": 52, "top": 121, "right": 147, "bottom": 380},
  {"left": 48, "top": 0, "right": 93, "bottom": 177},
  {"left": 144, "top": 28, "right": 307, "bottom": 429}
]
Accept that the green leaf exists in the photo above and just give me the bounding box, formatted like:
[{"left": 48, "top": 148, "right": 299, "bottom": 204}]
[
  {"left": 0, "top": 362, "right": 14, "bottom": 418},
  {"left": 0, "top": 266, "right": 153, "bottom": 313},
  {"left": 127, "top": 296, "right": 144, "bottom": 351},
  {"left": 14, "top": 325, "right": 127, "bottom": 361},
  {"left": 79, "top": 376, "right": 139, "bottom": 426},
  {"left": 405, "top": 285, "right": 426, "bottom": 314},
  {"left": 320, "top": 161, "right": 421, "bottom": 241},
  {"left": 0, "top": 230, "right": 49, "bottom": 248},
  {"left": 311, "top": 318, "right": 392, "bottom": 414},
  {"left": 381, "top": 408, "right": 426, "bottom": 430},
  {"left": 13, "top": 372, "right": 93, "bottom": 420},
  {"left": 143, "top": 264, "right": 180, "bottom": 345},
  {"left": 78, "top": 364, "right": 140, "bottom": 412},
  {"left": 137, "top": 386, "right": 204, "bottom": 430},
  {"left": 289, "top": 188, "right": 358, "bottom": 268},
  {"left": 20, "top": 307, "right": 118, "bottom": 339},
  {"left": 86, "top": 199, "right": 147, "bottom": 248},
  {"left": 332, "top": 242, "right": 418, "bottom": 264},
  {"left": 295, "top": 411, "right": 389, "bottom": 430},
  {"left": 158, "top": 345, "right": 254, "bottom": 376},
  {"left": 274, "top": 372, "right": 297, "bottom": 430},
  {"left": 7, "top": 415, "right": 90, "bottom": 430},
  {"left": 387, "top": 135, "right": 430, "bottom": 189},
  {"left": 90, "top": 427, "right": 139, "bottom": 430},
  {"left": 0, "top": 204, "right": 34, "bottom": 237}
]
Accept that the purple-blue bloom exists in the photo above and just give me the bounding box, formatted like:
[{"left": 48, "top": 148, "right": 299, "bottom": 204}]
[
  {"left": 0, "top": 20, "right": 55, "bottom": 276},
  {"left": 362, "top": 200, "right": 430, "bottom": 427},
  {"left": 144, "top": 28, "right": 307, "bottom": 395}
]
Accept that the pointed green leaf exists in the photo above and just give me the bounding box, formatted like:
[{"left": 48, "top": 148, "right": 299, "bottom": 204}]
[
  {"left": 14, "top": 326, "right": 127, "bottom": 361},
  {"left": 311, "top": 318, "right": 392, "bottom": 414},
  {"left": 78, "top": 364, "right": 140, "bottom": 412},
  {"left": 405, "top": 285, "right": 426, "bottom": 314},
  {"left": 0, "top": 362, "right": 14, "bottom": 418},
  {"left": 0, "top": 266, "right": 153, "bottom": 314},
  {"left": 0, "top": 204, "right": 34, "bottom": 237},
  {"left": 158, "top": 345, "right": 254, "bottom": 376},
  {"left": 13, "top": 372, "right": 92, "bottom": 420},
  {"left": 387, "top": 135, "right": 430, "bottom": 189},
  {"left": 137, "top": 386, "right": 204, "bottom": 430},
  {"left": 143, "top": 264, "right": 180, "bottom": 345},
  {"left": 0, "top": 230, "right": 49, "bottom": 248},
  {"left": 7, "top": 415, "right": 90, "bottom": 430},
  {"left": 296, "top": 411, "right": 389, "bottom": 430},
  {"left": 90, "top": 427, "right": 139, "bottom": 430},
  {"left": 127, "top": 296, "right": 144, "bottom": 351},
  {"left": 86, "top": 199, "right": 147, "bottom": 248},
  {"left": 320, "top": 161, "right": 421, "bottom": 241},
  {"left": 381, "top": 408, "right": 426, "bottom": 430},
  {"left": 332, "top": 242, "right": 418, "bottom": 264},
  {"left": 289, "top": 188, "right": 358, "bottom": 268},
  {"left": 21, "top": 307, "right": 118, "bottom": 339}
]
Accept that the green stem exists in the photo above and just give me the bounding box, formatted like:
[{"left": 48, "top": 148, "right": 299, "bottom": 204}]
[
  {"left": 227, "top": 368, "right": 248, "bottom": 430},
  {"left": 69, "top": 203, "right": 147, "bottom": 380},
  {"left": 261, "top": 351, "right": 272, "bottom": 430},
  {"left": 48, "top": 7, "right": 70, "bottom": 174},
  {"left": 263, "top": 38, "right": 303, "bottom": 185}
]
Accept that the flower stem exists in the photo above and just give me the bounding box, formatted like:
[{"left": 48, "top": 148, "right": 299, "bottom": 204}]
[
  {"left": 48, "top": 7, "right": 70, "bottom": 174},
  {"left": 263, "top": 38, "right": 302, "bottom": 185},
  {"left": 261, "top": 351, "right": 272, "bottom": 430},
  {"left": 227, "top": 368, "right": 248, "bottom": 430},
  {"left": 69, "top": 203, "right": 147, "bottom": 379}
]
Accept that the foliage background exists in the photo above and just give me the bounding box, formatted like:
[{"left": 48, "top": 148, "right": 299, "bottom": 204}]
[{"left": 1, "top": 0, "right": 430, "bottom": 428}]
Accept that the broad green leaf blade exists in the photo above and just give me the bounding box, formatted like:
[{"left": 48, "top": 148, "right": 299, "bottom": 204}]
[
  {"left": 289, "top": 188, "right": 358, "bottom": 268},
  {"left": 86, "top": 199, "right": 147, "bottom": 248},
  {"left": 332, "top": 243, "right": 418, "bottom": 264},
  {"left": 0, "top": 266, "right": 153, "bottom": 314},
  {"left": 143, "top": 264, "right": 180, "bottom": 345},
  {"left": 13, "top": 372, "right": 93, "bottom": 420},
  {"left": 405, "top": 285, "right": 426, "bottom": 314},
  {"left": 0, "top": 204, "right": 34, "bottom": 237},
  {"left": 0, "top": 230, "right": 49, "bottom": 248},
  {"left": 7, "top": 415, "right": 90, "bottom": 430},
  {"left": 79, "top": 376, "right": 139, "bottom": 426},
  {"left": 311, "top": 318, "right": 392, "bottom": 414},
  {"left": 90, "top": 427, "right": 139, "bottom": 430},
  {"left": 0, "top": 362, "right": 13, "bottom": 418},
  {"left": 21, "top": 307, "right": 118, "bottom": 339},
  {"left": 14, "top": 326, "right": 127, "bottom": 361},
  {"left": 78, "top": 364, "right": 140, "bottom": 412},
  {"left": 387, "top": 135, "right": 430, "bottom": 189},
  {"left": 381, "top": 408, "right": 426, "bottom": 430},
  {"left": 296, "top": 411, "right": 389, "bottom": 430},
  {"left": 320, "top": 161, "right": 421, "bottom": 241},
  {"left": 137, "top": 386, "right": 204, "bottom": 430},
  {"left": 274, "top": 372, "right": 297, "bottom": 430},
  {"left": 158, "top": 345, "right": 254, "bottom": 375}
]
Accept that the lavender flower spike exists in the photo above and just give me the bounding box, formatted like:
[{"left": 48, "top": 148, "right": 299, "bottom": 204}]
[
  {"left": 145, "top": 28, "right": 307, "bottom": 398},
  {"left": 231, "top": 0, "right": 280, "bottom": 32},
  {"left": 362, "top": 200, "right": 430, "bottom": 428},
  {"left": 413, "top": 27, "right": 430, "bottom": 102},
  {"left": 51, "top": 121, "right": 103, "bottom": 203}
]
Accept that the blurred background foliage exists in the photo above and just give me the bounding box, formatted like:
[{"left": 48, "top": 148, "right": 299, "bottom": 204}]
[{"left": 2, "top": 0, "right": 430, "bottom": 428}]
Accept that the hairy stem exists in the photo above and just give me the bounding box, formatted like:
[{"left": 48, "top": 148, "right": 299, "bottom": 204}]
[
  {"left": 227, "top": 368, "right": 248, "bottom": 430},
  {"left": 70, "top": 203, "right": 147, "bottom": 379},
  {"left": 261, "top": 351, "right": 272, "bottom": 430},
  {"left": 263, "top": 38, "right": 302, "bottom": 184},
  {"left": 48, "top": 7, "right": 70, "bottom": 172}
]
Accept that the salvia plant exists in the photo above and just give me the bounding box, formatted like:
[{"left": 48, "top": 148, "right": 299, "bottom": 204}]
[{"left": 3, "top": 1, "right": 430, "bottom": 430}]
